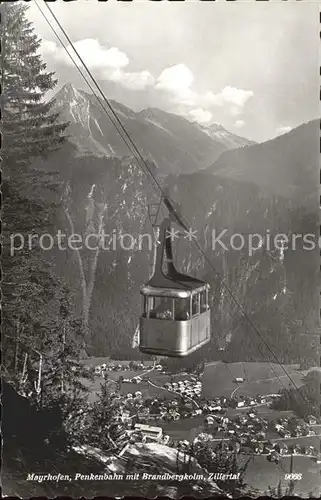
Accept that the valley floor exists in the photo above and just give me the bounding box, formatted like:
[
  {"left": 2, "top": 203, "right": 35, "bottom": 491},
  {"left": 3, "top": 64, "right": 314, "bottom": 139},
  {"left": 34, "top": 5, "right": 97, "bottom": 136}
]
[{"left": 81, "top": 359, "right": 320, "bottom": 497}]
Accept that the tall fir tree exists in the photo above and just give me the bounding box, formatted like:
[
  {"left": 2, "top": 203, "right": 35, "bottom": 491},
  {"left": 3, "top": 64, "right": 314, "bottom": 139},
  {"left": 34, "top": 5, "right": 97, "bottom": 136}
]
[{"left": 1, "top": 2, "right": 87, "bottom": 405}]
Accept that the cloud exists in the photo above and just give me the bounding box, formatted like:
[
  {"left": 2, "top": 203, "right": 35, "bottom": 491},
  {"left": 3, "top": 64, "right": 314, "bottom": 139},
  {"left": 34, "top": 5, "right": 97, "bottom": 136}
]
[
  {"left": 70, "top": 40, "right": 129, "bottom": 69},
  {"left": 155, "top": 64, "right": 253, "bottom": 119},
  {"left": 235, "top": 119, "right": 245, "bottom": 128},
  {"left": 219, "top": 86, "right": 254, "bottom": 107},
  {"left": 156, "top": 64, "right": 194, "bottom": 98},
  {"left": 45, "top": 38, "right": 129, "bottom": 70},
  {"left": 42, "top": 40, "right": 57, "bottom": 55},
  {"left": 107, "top": 69, "right": 155, "bottom": 90},
  {"left": 276, "top": 125, "right": 292, "bottom": 135},
  {"left": 41, "top": 40, "right": 254, "bottom": 116},
  {"left": 189, "top": 108, "right": 212, "bottom": 124},
  {"left": 41, "top": 38, "right": 154, "bottom": 90}
]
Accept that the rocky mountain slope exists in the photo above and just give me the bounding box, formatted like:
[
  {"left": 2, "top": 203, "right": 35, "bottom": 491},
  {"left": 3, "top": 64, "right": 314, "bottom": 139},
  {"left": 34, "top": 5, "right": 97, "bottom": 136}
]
[
  {"left": 54, "top": 84, "right": 250, "bottom": 176},
  {"left": 195, "top": 121, "right": 255, "bottom": 149}
]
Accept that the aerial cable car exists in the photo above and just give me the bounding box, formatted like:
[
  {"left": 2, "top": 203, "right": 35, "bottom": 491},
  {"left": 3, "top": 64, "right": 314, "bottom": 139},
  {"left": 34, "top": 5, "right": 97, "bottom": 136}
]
[{"left": 139, "top": 206, "right": 211, "bottom": 357}]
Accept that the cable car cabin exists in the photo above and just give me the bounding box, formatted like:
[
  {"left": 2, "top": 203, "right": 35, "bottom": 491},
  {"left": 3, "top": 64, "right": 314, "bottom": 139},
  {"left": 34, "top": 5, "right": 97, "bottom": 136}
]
[
  {"left": 140, "top": 283, "right": 211, "bottom": 357},
  {"left": 139, "top": 218, "right": 211, "bottom": 357}
]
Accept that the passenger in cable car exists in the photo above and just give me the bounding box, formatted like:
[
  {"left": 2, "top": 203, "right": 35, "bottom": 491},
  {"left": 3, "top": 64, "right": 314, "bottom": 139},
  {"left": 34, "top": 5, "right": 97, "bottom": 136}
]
[
  {"left": 150, "top": 297, "right": 173, "bottom": 320},
  {"left": 200, "top": 290, "right": 208, "bottom": 313},
  {"left": 192, "top": 294, "right": 199, "bottom": 316},
  {"left": 175, "top": 298, "right": 190, "bottom": 321}
]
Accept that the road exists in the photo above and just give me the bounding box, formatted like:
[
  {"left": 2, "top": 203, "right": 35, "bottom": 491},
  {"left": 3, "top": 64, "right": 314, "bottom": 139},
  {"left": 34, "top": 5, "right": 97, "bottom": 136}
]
[
  {"left": 134, "top": 362, "right": 156, "bottom": 379},
  {"left": 209, "top": 433, "right": 321, "bottom": 444}
]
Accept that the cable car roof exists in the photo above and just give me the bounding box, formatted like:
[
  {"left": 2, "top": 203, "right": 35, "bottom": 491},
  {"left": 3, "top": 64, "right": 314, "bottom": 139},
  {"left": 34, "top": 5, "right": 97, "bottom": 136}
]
[
  {"left": 141, "top": 283, "right": 208, "bottom": 298},
  {"left": 142, "top": 217, "right": 209, "bottom": 295},
  {"left": 142, "top": 272, "right": 208, "bottom": 296}
]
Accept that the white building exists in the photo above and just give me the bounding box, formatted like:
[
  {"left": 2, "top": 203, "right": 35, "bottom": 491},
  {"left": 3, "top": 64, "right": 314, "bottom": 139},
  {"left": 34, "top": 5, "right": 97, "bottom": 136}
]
[
  {"left": 134, "top": 424, "right": 163, "bottom": 442},
  {"left": 306, "top": 415, "right": 317, "bottom": 425}
]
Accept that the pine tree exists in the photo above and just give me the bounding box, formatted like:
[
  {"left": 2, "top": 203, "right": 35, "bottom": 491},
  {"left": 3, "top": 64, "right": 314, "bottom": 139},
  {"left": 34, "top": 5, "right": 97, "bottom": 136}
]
[
  {"left": 88, "top": 381, "right": 124, "bottom": 450},
  {"left": 1, "top": 3, "right": 68, "bottom": 170},
  {"left": 1, "top": 1, "right": 88, "bottom": 412},
  {"left": 1, "top": 2, "right": 69, "bottom": 378}
]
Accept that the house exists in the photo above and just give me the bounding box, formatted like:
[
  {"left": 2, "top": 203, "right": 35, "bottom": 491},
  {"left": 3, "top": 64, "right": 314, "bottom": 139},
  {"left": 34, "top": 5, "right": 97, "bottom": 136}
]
[
  {"left": 237, "top": 401, "right": 245, "bottom": 408},
  {"left": 116, "top": 411, "right": 131, "bottom": 424},
  {"left": 205, "top": 416, "right": 214, "bottom": 425},
  {"left": 138, "top": 408, "right": 150, "bottom": 418},
  {"left": 255, "top": 442, "right": 265, "bottom": 453},
  {"left": 127, "top": 393, "right": 133, "bottom": 399},
  {"left": 279, "top": 444, "right": 289, "bottom": 455},
  {"left": 155, "top": 365, "right": 163, "bottom": 371},
  {"left": 135, "top": 391, "right": 142, "bottom": 398},
  {"left": 134, "top": 423, "right": 163, "bottom": 442},
  {"left": 306, "top": 415, "right": 317, "bottom": 425},
  {"left": 94, "top": 366, "right": 102, "bottom": 374},
  {"left": 268, "top": 451, "right": 280, "bottom": 463},
  {"left": 163, "top": 434, "right": 170, "bottom": 445},
  {"left": 234, "top": 377, "right": 244, "bottom": 383}
]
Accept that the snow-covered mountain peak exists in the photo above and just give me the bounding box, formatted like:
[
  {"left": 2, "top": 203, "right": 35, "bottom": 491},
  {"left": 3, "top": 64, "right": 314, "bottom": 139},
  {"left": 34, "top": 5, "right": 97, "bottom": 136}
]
[{"left": 195, "top": 121, "right": 254, "bottom": 148}]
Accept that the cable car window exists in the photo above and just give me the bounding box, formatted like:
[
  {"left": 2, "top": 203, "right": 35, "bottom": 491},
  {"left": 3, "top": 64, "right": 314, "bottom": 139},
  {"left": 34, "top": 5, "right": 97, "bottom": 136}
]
[
  {"left": 149, "top": 296, "right": 173, "bottom": 320},
  {"left": 200, "top": 290, "right": 207, "bottom": 313},
  {"left": 192, "top": 293, "right": 199, "bottom": 316},
  {"left": 141, "top": 295, "right": 147, "bottom": 317},
  {"left": 174, "top": 298, "right": 190, "bottom": 321}
]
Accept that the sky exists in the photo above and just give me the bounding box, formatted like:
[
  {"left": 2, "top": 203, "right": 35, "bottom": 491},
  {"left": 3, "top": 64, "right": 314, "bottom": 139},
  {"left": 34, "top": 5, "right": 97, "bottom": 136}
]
[{"left": 27, "top": 0, "right": 318, "bottom": 143}]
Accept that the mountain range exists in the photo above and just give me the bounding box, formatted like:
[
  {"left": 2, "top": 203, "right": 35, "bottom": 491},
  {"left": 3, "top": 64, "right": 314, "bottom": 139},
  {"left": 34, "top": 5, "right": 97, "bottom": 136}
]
[
  {"left": 54, "top": 83, "right": 253, "bottom": 176},
  {"left": 206, "top": 120, "right": 318, "bottom": 209}
]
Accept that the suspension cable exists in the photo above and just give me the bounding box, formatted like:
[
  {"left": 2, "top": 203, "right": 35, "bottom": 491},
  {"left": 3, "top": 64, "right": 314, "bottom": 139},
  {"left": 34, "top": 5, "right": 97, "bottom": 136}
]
[{"left": 36, "top": 0, "right": 314, "bottom": 407}]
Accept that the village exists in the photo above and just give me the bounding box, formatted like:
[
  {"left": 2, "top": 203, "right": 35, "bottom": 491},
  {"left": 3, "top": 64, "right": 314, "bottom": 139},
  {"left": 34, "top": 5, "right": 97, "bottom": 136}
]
[{"left": 82, "top": 361, "right": 321, "bottom": 464}]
